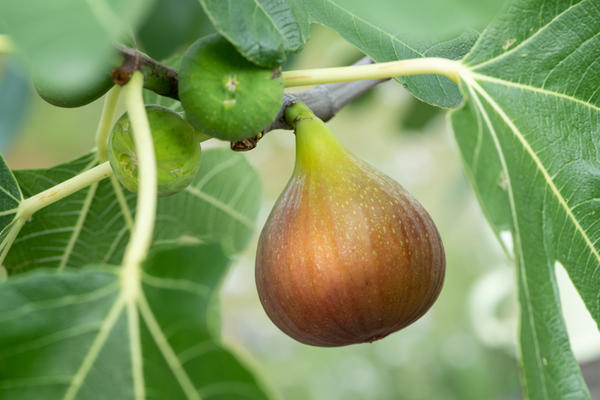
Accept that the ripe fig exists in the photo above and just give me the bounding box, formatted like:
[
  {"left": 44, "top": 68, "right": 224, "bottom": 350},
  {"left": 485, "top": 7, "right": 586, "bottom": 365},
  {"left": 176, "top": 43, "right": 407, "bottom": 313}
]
[
  {"left": 178, "top": 34, "right": 284, "bottom": 141},
  {"left": 108, "top": 105, "right": 203, "bottom": 196},
  {"left": 255, "top": 102, "right": 445, "bottom": 347}
]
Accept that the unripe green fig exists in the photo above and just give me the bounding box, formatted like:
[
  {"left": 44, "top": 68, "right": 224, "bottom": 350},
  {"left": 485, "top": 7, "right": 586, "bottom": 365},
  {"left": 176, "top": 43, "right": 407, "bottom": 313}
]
[
  {"left": 31, "top": 53, "right": 115, "bottom": 108},
  {"left": 178, "top": 34, "right": 284, "bottom": 141},
  {"left": 33, "top": 70, "right": 113, "bottom": 108},
  {"left": 255, "top": 102, "right": 445, "bottom": 347},
  {"left": 108, "top": 105, "right": 203, "bottom": 196}
]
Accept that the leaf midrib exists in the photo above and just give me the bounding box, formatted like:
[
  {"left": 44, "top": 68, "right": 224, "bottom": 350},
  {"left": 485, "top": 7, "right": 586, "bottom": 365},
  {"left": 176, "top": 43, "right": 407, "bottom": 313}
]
[
  {"left": 470, "top": 72, "right": 600, "bottom": 113},
  {"left": 463, "top": 79, "right": 548, "bottom": 397},
  {"left": 44, "top": 273, "right": 206, "bottom": 400},
  {"left": 185, "top": 186, "right": 254, "bottom": 229},
  {"left": 462, "top": 69, "right": 600, "bottom": 270}
]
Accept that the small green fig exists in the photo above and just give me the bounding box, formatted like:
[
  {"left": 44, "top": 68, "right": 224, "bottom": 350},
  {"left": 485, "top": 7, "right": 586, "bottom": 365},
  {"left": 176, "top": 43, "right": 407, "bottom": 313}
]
[
  {"left": 33, "top": 70, "right": 113, "bottom": 108},
  {"left": 108, "top": 105, "right": 203, "bottom": 196},
  {"left": 255, "top": 102, "right": 445, "bottom": 347},
  {"left": 31, "top": 51, "right": 117, "bottom": 108},
  {"left": 178, "top": 34, "right": 284, "bottom": 141}
]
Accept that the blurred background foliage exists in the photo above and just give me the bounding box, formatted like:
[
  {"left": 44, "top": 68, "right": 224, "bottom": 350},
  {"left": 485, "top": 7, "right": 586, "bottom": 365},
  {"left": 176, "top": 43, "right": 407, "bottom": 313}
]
[{"left": 3, "top": 23, "right": 599, "bottom": 400}]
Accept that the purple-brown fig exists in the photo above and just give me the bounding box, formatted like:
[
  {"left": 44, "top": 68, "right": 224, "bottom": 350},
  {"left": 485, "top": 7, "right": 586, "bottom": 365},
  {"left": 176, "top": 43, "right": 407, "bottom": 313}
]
[{"left": 255, "top": 102, "right": 445, "bottom": 347}]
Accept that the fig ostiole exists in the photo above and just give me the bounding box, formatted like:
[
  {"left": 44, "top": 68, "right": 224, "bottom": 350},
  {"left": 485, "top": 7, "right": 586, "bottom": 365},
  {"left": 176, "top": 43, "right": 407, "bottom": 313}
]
[
  {"left": 108, "top": 105, "right": 203, "bottom": 197},
  {"left": 255, "top": 102, "right": 445, "bottom": 347},
  {"left": 178, "top": 34, "right": 284, "bottom": 142}
]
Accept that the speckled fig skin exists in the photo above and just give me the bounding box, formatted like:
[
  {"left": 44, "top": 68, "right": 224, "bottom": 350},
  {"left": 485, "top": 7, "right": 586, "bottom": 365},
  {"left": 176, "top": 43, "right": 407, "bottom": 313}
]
[
  {"left": 178, "top": 34, "right": 284, "bottom": 141},
  {"left": 255, "top": 102, "right": 445, "bottom": 347}
]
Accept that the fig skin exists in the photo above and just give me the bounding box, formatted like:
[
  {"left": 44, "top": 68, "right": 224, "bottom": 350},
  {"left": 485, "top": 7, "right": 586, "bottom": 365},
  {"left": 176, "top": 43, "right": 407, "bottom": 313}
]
[
  {"left": 33, "top": 68, "right": 113, "bottom": 108},
  {"left": 255, "top": 102, "right": 445, "bottom": 347},
  {"left": 108, "top": 105, "right": 203, "bottom": 196},
  {"left": 178, "top": 34, "right": 284, "bottom": 142},
  {"left": 31, "top": 49, "right": 123, "bottom": 108}
]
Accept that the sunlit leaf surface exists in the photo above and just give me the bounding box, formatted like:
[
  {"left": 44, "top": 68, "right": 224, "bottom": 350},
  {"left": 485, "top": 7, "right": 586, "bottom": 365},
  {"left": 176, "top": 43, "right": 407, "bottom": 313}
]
[{"left": 452, "top": 0, "right": 600, "bottom": 397}]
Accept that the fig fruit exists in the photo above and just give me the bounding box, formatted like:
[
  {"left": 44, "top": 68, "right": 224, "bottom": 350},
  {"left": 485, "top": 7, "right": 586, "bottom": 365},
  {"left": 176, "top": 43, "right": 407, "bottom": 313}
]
[
  {"left": 31, "top": 52, "right": 115, "bottom": 108},
  {"left": 34, "top": 70, "right": 113, "bottom": 108},
  {"left": 178, "top": 34, "right": 284, "bottom": 141},
  {"left": 108, "top": 105, "right": 203, "bottom": 196},
  {"left": 255, "top": 102, "right": 445, "bottom": 347}
]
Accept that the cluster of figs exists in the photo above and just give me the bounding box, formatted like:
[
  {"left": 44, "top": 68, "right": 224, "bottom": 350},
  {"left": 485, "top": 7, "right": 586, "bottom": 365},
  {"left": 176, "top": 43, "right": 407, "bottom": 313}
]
[{"left": 39, "top": 33, "right": 446, "bottom": 347}]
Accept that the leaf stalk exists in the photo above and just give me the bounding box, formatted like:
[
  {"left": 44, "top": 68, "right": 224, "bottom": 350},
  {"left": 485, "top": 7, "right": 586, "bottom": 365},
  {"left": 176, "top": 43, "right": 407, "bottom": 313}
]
[
  {"left": 18, "top": 162, "right": 113, "bottom": 216},
  {"left": 95, "top": 85, "right": 122, "bottom": 162},
  {"left": 120, "top": 71, "right": 157, "bottom": 282},
  {"left": 282, "top": 57, "right": 462, "bottom": 87}
]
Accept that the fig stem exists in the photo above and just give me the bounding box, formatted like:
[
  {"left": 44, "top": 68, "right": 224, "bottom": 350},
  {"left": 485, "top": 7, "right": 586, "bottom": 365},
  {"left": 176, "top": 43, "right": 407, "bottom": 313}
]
[
  {"left": 95, "top": 85, "right": 122, "bottom": 162},
  {"left": 120, "top": 71, "right": 157, "bottom": 276},
  {"left": 0, "top": 35, "right": 14, "bottom": 54},
  {"left": 285, "top": 102, "right": 346, "bottom": 172},
  {"left": 282, "top": 57, "right": 462, "bottom": 87},
  {"left": 284, "top": 101, "right": 317, "bottom": 126}
]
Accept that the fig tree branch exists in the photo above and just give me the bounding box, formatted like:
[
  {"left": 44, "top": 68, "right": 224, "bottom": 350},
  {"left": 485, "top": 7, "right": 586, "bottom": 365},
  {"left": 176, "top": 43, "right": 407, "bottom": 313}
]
[
  {"left": 115, "top": 46, "right": 388, "bottom": 117},
  {"left": 232, "top": 58, "right": 390, "bottom": 151},
  {"left": 115, "top": 46, "right": 391, "bottom": 150},
  {"left": 115, "top": 45, "right": 179, "bottom": 100},
  {"left": 266, "top": 58, "right": 389, "bottom": 132}
]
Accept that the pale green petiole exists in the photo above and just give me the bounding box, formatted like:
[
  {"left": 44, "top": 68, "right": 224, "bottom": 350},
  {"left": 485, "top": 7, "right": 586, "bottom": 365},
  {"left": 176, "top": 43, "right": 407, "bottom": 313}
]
[
  {"left": 120, "top": 71, "right": 157, "bottom": 296},
  {"left": 282, "top": 57, "right": 464, "bottom": 87},
  {"left": 95, "top": 85, "right": 122, "bottom": 162}
]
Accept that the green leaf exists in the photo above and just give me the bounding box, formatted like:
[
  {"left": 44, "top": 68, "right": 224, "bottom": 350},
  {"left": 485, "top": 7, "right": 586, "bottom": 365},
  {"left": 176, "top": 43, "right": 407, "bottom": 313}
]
[
  {"left": 201, "top": 0, "right": 482, "bottom": 106},
  {"left": 3, "top": 148, "right": 261, "bottom": 274},
  {"left": 6, "top": 154, "right": 110, "bottom": 273},
  {"left": 0, "top": 153, "right": 21, "bottom": 232},
  {"left": 155, "top": 148, "right": 262, "bottom": 253},
  {"left": 450, "top": 0, "right": 600, "bottom": 397},
  {"left": 137, "top": 0, "right": 215, "bottom": 60},
  {"left": 0, "top": 153, "right": 23, "bottom": 270},
  {"left": 0, "top": 243, "right": 271, "bottom": 399},
  {"left": 313, "top": 0, "right": 503, "bottom": 40},
  {"left": 0, "top": 0, "right": 151, "bottom": 100},
  {"left": 302, "top": 0, "right": 479, "bottom": 108},
  {"left": 198, "top": 0, "right": 310, "bottom": 67}
]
